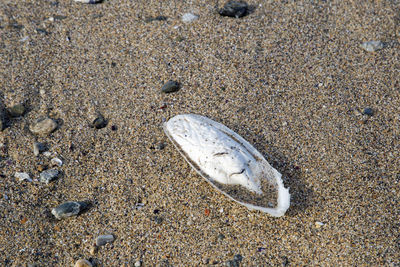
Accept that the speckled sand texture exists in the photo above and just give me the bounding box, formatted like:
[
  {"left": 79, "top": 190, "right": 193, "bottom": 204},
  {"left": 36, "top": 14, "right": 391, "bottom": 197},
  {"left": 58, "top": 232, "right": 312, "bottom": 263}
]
[{"left": 0, "top": 0, "right": 399, "bottom": 266}]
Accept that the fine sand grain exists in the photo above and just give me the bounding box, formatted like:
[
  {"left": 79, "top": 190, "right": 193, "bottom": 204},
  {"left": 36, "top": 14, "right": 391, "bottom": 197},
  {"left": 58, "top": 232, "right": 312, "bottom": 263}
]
[{"left": 0, "top": 0, "right": 399, "bottom": 266}]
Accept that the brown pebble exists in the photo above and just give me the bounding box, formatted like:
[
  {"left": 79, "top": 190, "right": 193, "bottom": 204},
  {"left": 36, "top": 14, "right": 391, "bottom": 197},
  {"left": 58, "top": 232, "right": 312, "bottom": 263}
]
[{"left": 75, "top": 259, "right": 92, "bottom": 267}]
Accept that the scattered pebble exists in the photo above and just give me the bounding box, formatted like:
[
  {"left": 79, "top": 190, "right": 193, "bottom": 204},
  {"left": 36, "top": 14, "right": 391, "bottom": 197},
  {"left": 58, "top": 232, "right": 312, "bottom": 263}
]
[
  {"left": 217, "top": 233, "right": 225, "bottom": 241},
  {"left": 39, "top": 168, "right": 59, "bottom": 184},
  {"left": 161, "top": 80, "right": 180, "bottom": 93},
  {"left": 181, "top": 13, "right": 199, "bottom": 23},
  {"left": 15, "top": 172, "right": 32, "bottom": 182},
  {"left": 363, "top": 107, "right": 374, "bottom": 116},
  {"left": 96, "top": 234, "right": 115, "bottom": 246},
  {"left": 29, "top": 117, "right": 58, "bottom": 136},
  {"left": 52, "top": 201, "right": 88, "bottom": 220},
  {"left": 145, "top": 16, "right": 168, "bottom": 23},
  {"left": 315, "top": 221, "right": 324, "bottom": 228},
  {"left": 219, "top": 1, "right": 249, "bottom": 18},
  {"left": 92, "top": 114, "right": 107, "bottom": 129},
  {"left": 33, "top": 142, "right": 46, "bottom": 156},
  {"left": 51, "top": 157, "right": 63, "bottom": 167},
  {"left": 74, "top": 259, "right": 93, "bottom": 267},
  {"left": 8, "top": 104, "right": 25, "bottom": 117},
  {"left": 134, "top": 260, "right": 142, "bottom": 267},
  {"left": 360, "top": 40, "right": 384, "bottom": 52}
]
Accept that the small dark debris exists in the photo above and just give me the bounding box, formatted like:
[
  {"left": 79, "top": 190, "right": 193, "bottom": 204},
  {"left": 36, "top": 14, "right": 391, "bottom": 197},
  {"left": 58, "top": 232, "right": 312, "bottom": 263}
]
[
  {"left": 92, "top": 114, "right": 107, "bottom": 129},
  {"left": 161, "top": 80, "right": 180, "bottom": 93},
  {"left": 219, "top": 1, "right": 248, "bottom": 18},
  {"left": 363, "top": 107, "right": 374, "bottom": 116},
  {"left": 153, "top": 209, "right": 160, "bottom": 214},
  {"left": 36, "top": 28, "right": 50, "bottom": 35},
  {"left": 111, "top": 125, "right": 117, "bottom": 131},
  {"left": 145, "top": 16, "right": 168, "bottom": 23}
]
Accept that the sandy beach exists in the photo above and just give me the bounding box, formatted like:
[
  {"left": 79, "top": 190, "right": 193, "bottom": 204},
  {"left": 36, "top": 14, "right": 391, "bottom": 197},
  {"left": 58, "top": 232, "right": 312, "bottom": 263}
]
[{"left": 0, "top": 0, "right": 399, "bottom": 266}]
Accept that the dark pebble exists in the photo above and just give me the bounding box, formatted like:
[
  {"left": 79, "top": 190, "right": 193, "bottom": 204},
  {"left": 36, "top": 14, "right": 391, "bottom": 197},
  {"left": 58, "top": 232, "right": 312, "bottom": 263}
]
[
  {"left": 363, "top": 107, "right": 374, "bottom": 116},
  {"left": 219, "top": 1, "right": 248, "bottom": 18},
  {"left": 111, "top": 125, "right": 117, "bottom": 131},
  {"left": 8, "top": 104, "right": 25, "bottom": 117},
  {"left": 161, "top": 80, "right": 180, "bottom": 93},
  {"left": 51, "top": 201, "right": 88, "bottom": 220},
  {"left": 92, "top": 114, "right": 107, "bottom": 129},
  {"left": 145, "top": 16, "right": 168, "bottom": 23}
]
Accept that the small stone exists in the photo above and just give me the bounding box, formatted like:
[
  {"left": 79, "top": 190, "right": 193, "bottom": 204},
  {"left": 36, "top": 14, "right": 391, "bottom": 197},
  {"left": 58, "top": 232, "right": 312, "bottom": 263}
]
[
  {"left": 15, "top": 172, "right": 32, "bottom": 182},
  {"left": 92, "top": 114, "right": 107, "bottom": 129},
  {"left": 181, "top": 13, "right": 199, "bottom": 23},
  {"left": 315, "top": 221, "right": 324, "bottom": 228},
  {"left": 33, "top": 142, "right": 46, "bottom": 156},
  {"left": 8, "top": 104, "right": 25, "bottom": 117},
  {"left": 74, "top": 259, "right": 93, "bottom": 267},
  {"left": 39, "top": 168, "right": 59, "bottom": 184},
  {"left": 219, "top": 1, "right": 248, "bottom": 18},
  {"left": 161, "top": 80, "right": 180, "bottom": 93},
  {"left": 96, "top": 234, "right": 115, "bottom": 246},
  {"left": 360, "top": 40, "right": 384, "bottom": 52},
  {"left": 29, "top": 117, "right": 57, "bottom": 136},
  {"left": 134, "top": 260, "right": 142, "bottom": 267},
  {"left": 51, "top": 201, "right": 88, "bottom": 220},
  {"left": 51, "top": 157, "right": 63, "bottom": 167},
  {"left": 363, "top": 107, "right": 374, "bottom": 116},
  {"left": 145, "top": 16, "right": 168, "bottom": 23}
]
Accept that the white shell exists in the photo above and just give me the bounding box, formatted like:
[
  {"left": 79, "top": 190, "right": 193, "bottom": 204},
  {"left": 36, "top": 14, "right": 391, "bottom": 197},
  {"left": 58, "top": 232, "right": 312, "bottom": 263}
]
[{"left": 164, "top": 114, "right": 290, "bottom": 217}]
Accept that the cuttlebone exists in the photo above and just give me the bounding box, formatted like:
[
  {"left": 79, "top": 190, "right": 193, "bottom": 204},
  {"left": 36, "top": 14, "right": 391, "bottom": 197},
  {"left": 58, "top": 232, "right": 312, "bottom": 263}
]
[{"left": 163, "top": 114, "right": 290, "bottom": 217}]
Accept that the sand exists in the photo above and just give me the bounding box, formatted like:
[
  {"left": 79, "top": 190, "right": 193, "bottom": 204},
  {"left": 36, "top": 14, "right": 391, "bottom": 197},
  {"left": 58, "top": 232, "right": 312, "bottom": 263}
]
[{"left": 0, "top": 0, "right": 399, "bottom": 266}]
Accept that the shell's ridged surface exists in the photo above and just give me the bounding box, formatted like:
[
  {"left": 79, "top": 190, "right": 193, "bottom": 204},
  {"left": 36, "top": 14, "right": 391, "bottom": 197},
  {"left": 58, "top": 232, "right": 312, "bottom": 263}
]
[{"left": 164, "top": 114, "right": 290, "bottom": 217}]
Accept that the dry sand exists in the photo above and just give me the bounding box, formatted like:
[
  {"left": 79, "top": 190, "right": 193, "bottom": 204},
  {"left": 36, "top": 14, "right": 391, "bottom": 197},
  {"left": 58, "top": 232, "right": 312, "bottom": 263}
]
[{"left": 0, "top": 0, "right": 399, "bottom": 266}]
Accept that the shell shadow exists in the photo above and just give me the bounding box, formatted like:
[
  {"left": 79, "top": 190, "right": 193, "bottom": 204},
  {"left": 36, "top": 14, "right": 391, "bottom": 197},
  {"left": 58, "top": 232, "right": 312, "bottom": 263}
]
[{"left": 230, "top": 124, "right": 314, "bottom": 217}]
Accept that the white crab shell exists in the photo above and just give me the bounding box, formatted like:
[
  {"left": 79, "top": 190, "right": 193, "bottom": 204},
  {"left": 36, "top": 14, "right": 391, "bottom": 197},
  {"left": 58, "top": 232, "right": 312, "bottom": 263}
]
[{"left": 163, "top": 114, "right": 290, "bottom": 217}]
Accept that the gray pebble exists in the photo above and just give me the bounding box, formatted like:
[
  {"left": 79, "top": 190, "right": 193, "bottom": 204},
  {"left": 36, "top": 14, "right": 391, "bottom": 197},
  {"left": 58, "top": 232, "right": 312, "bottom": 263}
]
[
  {"left": 8, "top": 104, "right": 25, "bottom": 117},
  {"left": 96, "top": 234, "right": 115, "bottom": 246},
  {"left": 134, "top": 260, "right": 142, "bottom": 267},
  {"left": 29, "top": 117, "right": 57, "bottom": 136},
  {"left": 363, "top": 107, "right": 374, "bottom": 116},
  {"left": 161, "top": 80, "right": 180, "bottom": 93},
  {"left": 40, "top": 168, "right": 59, "bottom": 184},
  {"left": 360, "top": 40, "right": 384, "bottom": 52},
  {"left": 33, "top": 142, "right": 46, "bottom": 156},
  {"left": 15, "top": 172, "right": 32, "bottom": 182},
  {"left": 181, "top": 13, "right": 199, "bottom": 23},
  {"left": 51, "top": 201, "right": 88, "bottom": 220},
  {"left": 145, "top": 16, "right": 168, "bottom": 23},
  {"left": 219, "top": 1, "right": 248, "bottom": 18}
]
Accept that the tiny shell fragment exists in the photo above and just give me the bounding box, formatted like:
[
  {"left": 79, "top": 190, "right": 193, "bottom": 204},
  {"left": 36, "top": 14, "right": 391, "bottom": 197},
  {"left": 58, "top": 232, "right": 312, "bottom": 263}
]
[{"left": 164, "top": 114, "right": 290, "bottom": 217}]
